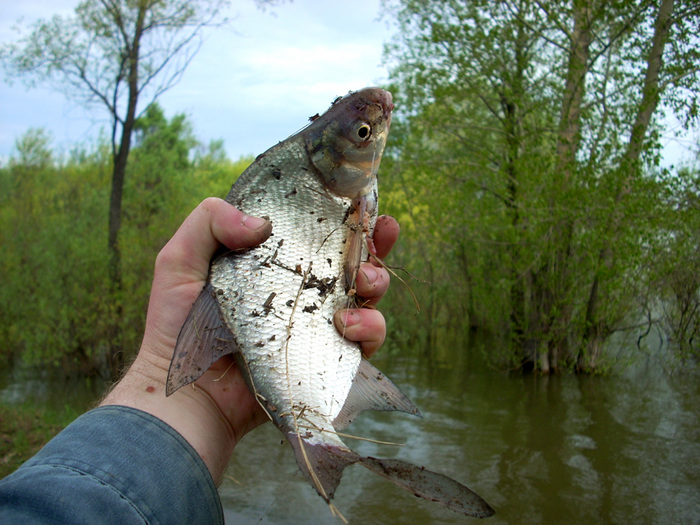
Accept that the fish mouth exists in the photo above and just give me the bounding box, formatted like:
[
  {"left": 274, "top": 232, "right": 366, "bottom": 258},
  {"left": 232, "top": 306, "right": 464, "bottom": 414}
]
[
  {"left": 354, "top": 87, "right": 393, "bottom": 132},
  {"left": 373, "top": 89, "right": 394, "bottom": 130}
]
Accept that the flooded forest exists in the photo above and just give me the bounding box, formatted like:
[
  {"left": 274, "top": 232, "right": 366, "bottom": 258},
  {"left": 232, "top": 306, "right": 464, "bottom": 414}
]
[
  {"left": 1, "top": 1, "right": 700, "bottom": 523},
  {"left": 1, "top": 0, "right": 699, "bottom": 377}
]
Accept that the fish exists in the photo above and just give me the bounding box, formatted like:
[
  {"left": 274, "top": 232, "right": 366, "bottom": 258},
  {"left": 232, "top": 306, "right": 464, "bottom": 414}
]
[{"left": 166, "top": 87, "right": 494, "bottom": 520}]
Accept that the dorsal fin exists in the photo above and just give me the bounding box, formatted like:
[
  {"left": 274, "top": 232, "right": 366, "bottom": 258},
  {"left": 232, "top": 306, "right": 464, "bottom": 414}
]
[
  {"left": 166, "top": 283, "right": 238, "bottom": 396},
  {"left": 332, "top": 358, "right": 421, "bottom": 431}
]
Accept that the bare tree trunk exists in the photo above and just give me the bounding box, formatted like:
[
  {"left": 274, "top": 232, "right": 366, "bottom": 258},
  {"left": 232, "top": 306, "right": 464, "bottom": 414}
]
[
  {"left": 423, "top": 260, "right": 436, "bottom": 357},
  {"left": 456, "top": 241, "right": 479, "bottom": 329},
  {"left": 504, "top": 91, "right": 526, "bottom": 357},
  {"left": 501, "top": 12, "right": 528, "bottom": 365},
  {"left": 107, "top": 4, "right": 147, "bottom": 380},
  {"left": 580, "top": 0, "right": 675, "bottom": 371}
]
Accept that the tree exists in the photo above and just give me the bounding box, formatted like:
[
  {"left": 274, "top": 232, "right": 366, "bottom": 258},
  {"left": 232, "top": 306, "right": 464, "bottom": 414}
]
[
  {"left": 1, "top": 0, "right": 227, "bottom": 377},
  {"left": 646, "top": 160, "right": 700, "bottom": 361},
  {"left": 0, "top": 130, "right": 113, "bottom": 372},
  {"left": 579, "top": 0, "right": 688, "bottom": 369},
  {"left": 0, "top": 111, "right": 253, "bottom": 376},
  {"left": 382, "top": 0, "right": 700, "bottom": 372}
]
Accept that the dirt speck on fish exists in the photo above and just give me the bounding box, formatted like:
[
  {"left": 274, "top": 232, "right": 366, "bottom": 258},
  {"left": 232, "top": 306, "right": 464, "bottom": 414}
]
[{"left": 166, "top": 87, "right": 494, "bottom": 519}]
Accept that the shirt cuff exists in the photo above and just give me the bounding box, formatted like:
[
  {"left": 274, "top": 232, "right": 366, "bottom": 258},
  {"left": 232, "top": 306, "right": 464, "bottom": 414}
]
[{"left": 0, "top": 405, "right": 223, "bottom": 524}]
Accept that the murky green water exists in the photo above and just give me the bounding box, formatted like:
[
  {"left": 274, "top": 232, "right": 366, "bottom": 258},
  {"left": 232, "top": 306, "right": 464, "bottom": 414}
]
[
  {"left": 220, "top": 350, "right": 700, "bottom": 524},
  {"left": 2, "top": 344, "right": 699, "bottom": 524},
  {"left": 0, "top": 367, "right": 104, "bottom": 410}
]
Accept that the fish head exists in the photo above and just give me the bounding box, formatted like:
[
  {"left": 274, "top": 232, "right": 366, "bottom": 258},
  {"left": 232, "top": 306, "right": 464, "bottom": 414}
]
[{"left": 304, "top": 87, "right": 393, "bottom": 198}]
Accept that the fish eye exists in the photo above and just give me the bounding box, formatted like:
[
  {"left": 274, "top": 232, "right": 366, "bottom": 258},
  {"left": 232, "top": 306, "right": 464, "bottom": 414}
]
[{"left": 356, "top": 123, "right": 372, "bottom": 140}]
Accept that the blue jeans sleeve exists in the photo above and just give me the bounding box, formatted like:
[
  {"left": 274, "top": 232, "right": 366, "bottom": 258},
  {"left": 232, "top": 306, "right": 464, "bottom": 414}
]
[{"left": 0, "top": 405, "right": 223, "bottom": 524}]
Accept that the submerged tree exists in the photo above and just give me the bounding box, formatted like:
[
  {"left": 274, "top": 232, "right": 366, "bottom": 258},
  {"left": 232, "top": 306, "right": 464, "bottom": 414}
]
[
  {"left": 648, "top": 161, "right": 700, "bottom": 360},
  {"left": 1, "top": 0, "right": 227, "bottom": 377},
  {"left": 382, "top": 0, "right": 700, "bottom": 372}
]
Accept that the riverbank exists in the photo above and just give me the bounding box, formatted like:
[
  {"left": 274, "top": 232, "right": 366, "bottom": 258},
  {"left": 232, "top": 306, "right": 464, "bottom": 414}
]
[{"left": 0, "top": 401, "right": 82, "bottom": 478}]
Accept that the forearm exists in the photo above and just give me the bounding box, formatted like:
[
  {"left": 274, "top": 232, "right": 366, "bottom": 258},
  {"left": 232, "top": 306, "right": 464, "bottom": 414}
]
[{"left": 100, "top": 352, "right": 236, "bottom": 485}]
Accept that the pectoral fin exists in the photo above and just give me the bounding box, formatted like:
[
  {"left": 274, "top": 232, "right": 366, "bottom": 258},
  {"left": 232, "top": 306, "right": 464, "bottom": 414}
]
[
  {"left": 333, "top": 358, "right": 421, "bottom": 431},
  {"left": 166, "top": 283, "right": 238, "bottom": 396}
]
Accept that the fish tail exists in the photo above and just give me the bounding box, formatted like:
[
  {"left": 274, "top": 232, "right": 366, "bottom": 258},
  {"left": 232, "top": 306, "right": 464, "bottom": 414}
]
[
  {"left": 287, "top": 435, "right": 360, "bottom": 502},
  {"left": 358, "top": 455, "right": 495, "bottom": 518},
  {"left": 288, "top": 435, "right": 494, "bottom": 518}
]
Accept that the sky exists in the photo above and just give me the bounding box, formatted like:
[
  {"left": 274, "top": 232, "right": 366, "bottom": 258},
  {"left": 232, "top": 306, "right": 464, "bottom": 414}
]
[
  {"left": 0, "top": 1, "right": 697, "bottom": 168},
  {"left": 0, "top": 0, "right": 396, "bottom": 163}
]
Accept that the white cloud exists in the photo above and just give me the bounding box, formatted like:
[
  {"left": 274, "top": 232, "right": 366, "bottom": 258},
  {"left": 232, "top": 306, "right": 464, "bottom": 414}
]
[{"left": 0, "top": 0, "right": 394, "bottom": 161}]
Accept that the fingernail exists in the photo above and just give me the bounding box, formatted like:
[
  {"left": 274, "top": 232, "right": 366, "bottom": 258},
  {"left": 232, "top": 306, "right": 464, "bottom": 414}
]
[
  {"left": 337, "top": 310, "right": 361, "bottom": 328},
  {"left": 366, "top": 236, "right": 378, "bottom": 256},
  {"left": 242, "top": 215, "right": 269, "bottom": 231},
  {"left": 360, "top": 265, "right": 378, "bottom": 284},
  {"left": 377, "top": 215, "right": 396, "bottom": 227}
]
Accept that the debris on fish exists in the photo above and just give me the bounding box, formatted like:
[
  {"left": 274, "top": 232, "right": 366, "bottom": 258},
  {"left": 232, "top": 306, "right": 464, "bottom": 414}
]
[{"left": 166, "top": 87, "right": 495, "bottom": 519}]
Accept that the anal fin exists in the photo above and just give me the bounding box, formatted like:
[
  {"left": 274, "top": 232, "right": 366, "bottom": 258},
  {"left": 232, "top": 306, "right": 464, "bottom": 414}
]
[
  {"left": 166, "top": 283, "right": 238, "bottom": 396},
  {"left": 333, "top": 358, "right": 421, "bottom": 430}
]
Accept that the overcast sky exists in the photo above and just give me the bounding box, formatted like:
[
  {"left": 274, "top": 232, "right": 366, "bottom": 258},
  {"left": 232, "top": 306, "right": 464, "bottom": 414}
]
[
  {"left": 1, "top": 1, "right": 697, "bottom": 168},
  {"left": 0, "top": 0, "right": 395, "bottom": 163}
]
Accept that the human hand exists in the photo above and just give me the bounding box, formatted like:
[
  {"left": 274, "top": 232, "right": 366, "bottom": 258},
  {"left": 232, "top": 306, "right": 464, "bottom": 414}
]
[
  {"left": 101, "top": 198, "right": 399, "bottom": 484},
  {"left": 334, "top": 214, "right": 399, "bottom": 356}
]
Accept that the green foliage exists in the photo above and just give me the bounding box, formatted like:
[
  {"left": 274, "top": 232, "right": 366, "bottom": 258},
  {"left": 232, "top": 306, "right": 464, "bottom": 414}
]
[
  {"left": 0, "top": 112, "right": 251, "bottom": 374},
  {"left": 1, "top": 0, "right": 232, "bottom": 380},
  {"left": 0, "top": 131, "right": 111, "bottom": 371},
  {"left": 2, "top": 0, "right": 698, "bottom": 378},
  {"left": 380, "top": 0, "right": 700, "bottom": 372},
  {"left": 644, "top": 164, "right": 700, "bottom": 360},
  {"left": 0, "top": 0, "right": 229, "bottom": 120}
]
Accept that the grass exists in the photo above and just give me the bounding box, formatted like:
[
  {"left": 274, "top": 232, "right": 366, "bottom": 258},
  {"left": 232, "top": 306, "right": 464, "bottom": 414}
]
[{"left": 0, "top": 401, "right": 84, "bottom": 479}]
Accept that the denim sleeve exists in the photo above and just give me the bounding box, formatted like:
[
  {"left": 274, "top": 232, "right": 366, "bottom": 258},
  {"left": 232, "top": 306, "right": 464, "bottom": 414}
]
[{"left": 0, "top": 405, "right": 223, "bottom": 525}]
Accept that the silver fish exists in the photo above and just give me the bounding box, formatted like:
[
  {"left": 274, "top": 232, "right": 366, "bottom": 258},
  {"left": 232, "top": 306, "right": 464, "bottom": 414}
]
[{"left": 166, "top": 88, "right": 494, "bottom": 519}]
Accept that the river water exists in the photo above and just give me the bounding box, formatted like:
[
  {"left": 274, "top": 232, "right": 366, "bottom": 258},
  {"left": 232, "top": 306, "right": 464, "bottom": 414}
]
[
  {"left": 2, "top": 344, "right": 699, "bottom": 524},
  {"left": 220, "top": 348, "right": 700, "bottom": 524}
]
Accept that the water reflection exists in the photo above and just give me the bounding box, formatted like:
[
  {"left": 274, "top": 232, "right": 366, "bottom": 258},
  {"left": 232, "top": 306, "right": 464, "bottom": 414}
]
[{"left": 0, "top": 365, "right": 103, "bottom": 411}]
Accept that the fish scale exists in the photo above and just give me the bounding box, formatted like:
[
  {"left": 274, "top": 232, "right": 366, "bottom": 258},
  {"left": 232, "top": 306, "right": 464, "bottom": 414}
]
[
  {"left": 166, "top": 87, "right": 495, "bottom": 520},
  {"left": 212, "top": 140, "right": 364, "bottom": 433}
]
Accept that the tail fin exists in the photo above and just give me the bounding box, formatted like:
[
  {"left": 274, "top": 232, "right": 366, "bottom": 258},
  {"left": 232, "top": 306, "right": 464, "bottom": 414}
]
[
  {"left": 358, "top": 456, "right": 495, "bottom": 518},
  {"left": 287, "top": 435, "right": 494, "bottom": 519}
]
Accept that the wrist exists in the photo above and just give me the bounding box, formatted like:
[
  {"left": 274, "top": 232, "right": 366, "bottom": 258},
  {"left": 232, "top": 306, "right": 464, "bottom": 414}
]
[{"left": 100, "top": 350, "right": 235, "bottom": 485}]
